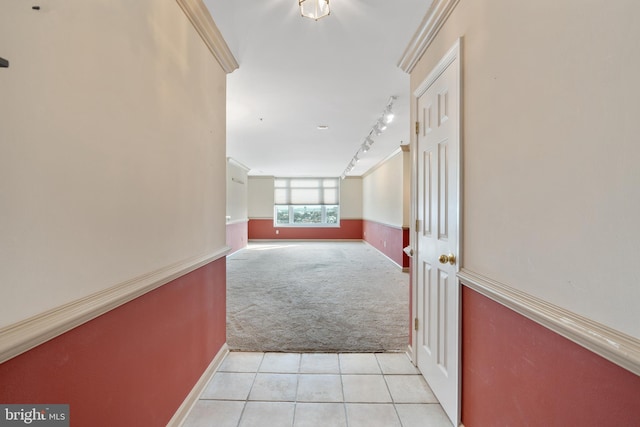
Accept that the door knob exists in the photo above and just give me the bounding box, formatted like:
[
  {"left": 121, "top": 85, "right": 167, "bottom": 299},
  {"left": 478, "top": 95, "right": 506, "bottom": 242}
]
[{"left": 438, "top": 253, "right": 456, "bottom": 265}]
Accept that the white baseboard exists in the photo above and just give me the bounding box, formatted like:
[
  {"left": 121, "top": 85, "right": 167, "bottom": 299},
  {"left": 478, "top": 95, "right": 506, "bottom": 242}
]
[
  {"left": 167, "top": 343, "right": 230, "bottom": 427},
  {"left": 362, "top": 240, "right": 405, "bottom": 271},
  {"left": 406, "top": 345, "right": 414, "bottom": 364}
]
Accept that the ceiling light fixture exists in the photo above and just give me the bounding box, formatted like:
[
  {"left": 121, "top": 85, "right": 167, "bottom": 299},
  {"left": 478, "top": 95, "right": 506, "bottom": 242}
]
[
  {"left": 384, "top": 104, "right": 395, "bottom": 123},
  {"left": 299, "top": 0, "right": 330, "bottom": 21},
  {"left": 341, "top": 96, "right": 397, "bottom": 179}
]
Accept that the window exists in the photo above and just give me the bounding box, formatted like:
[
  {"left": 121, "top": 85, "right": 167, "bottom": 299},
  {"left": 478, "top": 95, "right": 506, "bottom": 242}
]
[{"left": 274, "top": 178, "right": 340, "bottom": 226}]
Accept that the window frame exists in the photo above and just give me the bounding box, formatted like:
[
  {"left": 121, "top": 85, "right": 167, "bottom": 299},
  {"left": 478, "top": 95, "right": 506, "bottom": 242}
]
[
  {"left": 273, "top": 177, "right": 341, "bottom": 228},
  {"left": 274, "top": 204, "right": 340, "bottom": 227}
]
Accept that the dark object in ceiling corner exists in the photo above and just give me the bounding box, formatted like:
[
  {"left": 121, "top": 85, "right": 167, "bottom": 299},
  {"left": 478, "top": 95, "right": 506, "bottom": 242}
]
[{"left": 0, "top": 57, "right": 9, "bottom": 68}]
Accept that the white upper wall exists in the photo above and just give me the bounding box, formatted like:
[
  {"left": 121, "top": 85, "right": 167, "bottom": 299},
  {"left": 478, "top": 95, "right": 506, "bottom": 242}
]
[
  {"left": 247, "top": 176, "right": 275, "bottom": 218},
  {"left": 362, "top": 150, "right": 409, "bottom": 227},
  {"left": 409, "top": 0, "right": 640, "bottom": 338},
  {"left": 340, "top": 177, "right": 363, "bottom": 219},
  {"left": 227, "top": 159, "right": 249, "bottom": 222},
  {"left": 0, "top": 0, "right": 228, "bottom": 328}
]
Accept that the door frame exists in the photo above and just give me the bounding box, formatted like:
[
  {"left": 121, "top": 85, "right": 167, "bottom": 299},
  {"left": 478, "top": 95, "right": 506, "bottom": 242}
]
[{"left": 410, "top": 37, "right": 463, "bottom": 424}]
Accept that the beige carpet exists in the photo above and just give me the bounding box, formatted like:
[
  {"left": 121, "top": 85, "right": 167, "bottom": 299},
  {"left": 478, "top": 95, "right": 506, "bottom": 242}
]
[{"left": 226, "top": 241, "right": 409, "bottom": 352}]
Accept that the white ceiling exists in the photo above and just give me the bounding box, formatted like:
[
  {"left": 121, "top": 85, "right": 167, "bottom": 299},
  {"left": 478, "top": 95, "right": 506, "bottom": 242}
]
[{"left": 204, "top": 0, "right": 432, "bottom": 177}]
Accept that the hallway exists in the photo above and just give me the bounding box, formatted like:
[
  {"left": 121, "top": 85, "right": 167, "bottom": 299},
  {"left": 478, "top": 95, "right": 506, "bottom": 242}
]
[
  {"left": 183, "top": 352, "right": 451, "bottom": 427},
  {"left": 194, "top": 243, "right": 443, "bottom": 426}
]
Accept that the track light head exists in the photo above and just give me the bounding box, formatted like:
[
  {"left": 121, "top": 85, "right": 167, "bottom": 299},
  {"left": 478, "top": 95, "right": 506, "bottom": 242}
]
[
  {"left": 384, "top": 108, "right": 394, "bottom": 124},
  {"left": 384, "top": 96, "right": 396, "bottom": 123}
]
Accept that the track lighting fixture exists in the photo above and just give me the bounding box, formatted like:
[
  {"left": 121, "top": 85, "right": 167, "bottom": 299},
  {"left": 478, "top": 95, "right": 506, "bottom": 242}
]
[
  {"left": 341, "top": 96, "right": 397, "bottom": 179},
  {"left": 384, "top": 104, "right": 395, "bottom": 123},
  {"left": 361, "top": 135, "right": 375, "bottom": 153}
]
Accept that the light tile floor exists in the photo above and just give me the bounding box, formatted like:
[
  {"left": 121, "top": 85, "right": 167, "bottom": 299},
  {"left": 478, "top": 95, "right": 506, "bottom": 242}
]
[{"left": 183, "top": 352, "right": 452, "bottom": 427}]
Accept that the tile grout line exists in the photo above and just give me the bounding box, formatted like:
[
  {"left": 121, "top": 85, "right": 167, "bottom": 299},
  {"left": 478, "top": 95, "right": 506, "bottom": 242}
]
[
  {"left": 291, "top": 353, "right": 302, "bottom": 427},
  {"left": 236, "top": 352, "right": 264, "bottom": 427},
  {"left": 377, "top": 353, "right": 406, "bottom": 427},
  {"left": 338, "top": 353, "right": 350, "bottom": 427},
  {"left": 376, "top": 355, "right": 402, "bottom": 427}
]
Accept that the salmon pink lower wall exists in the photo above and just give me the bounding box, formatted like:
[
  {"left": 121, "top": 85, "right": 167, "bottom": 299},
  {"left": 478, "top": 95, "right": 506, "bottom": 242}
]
[
  {"left": 248, "top": 218, "right": 363, "bottom": 240},
  {"left": 227, "top": 220, "right": 248, "bottom": 254},
  {"left": 408, "top": 257, "right": 413, "bottom": 347},
  {"left": 363, "top": 220, "right": 409, "bottom": 268},
  {"left": 0, "top": 258, "right": 227, "bottom": 427},
  {"left": 462, "top": 286, "right": 640, "bottom": 426}
]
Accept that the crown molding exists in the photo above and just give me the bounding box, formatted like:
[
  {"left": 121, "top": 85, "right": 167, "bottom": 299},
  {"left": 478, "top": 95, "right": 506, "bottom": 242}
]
[
  {"left": 458, "top": 268, "right": 640, "bottom": 376},
  {"left": 176, "top": 0, "right": 239, "bottom": 74},
  {"left": 247, "top": 175, "right": 275, "bottom": 181},
  {"left": 227, "top": 157, "right": 251, "bottom": 172},
  {"left": 361, "top": 147, "right": 403, "bottom": 178},
  {"left": 398, "top": 0, "right": 461, "bottom": 73},
  {"left": 0, "top": 247, "right": 231, "bottom": 364},
  {"left": 413, "top": 38, "right": 461, "bottom": 98}
]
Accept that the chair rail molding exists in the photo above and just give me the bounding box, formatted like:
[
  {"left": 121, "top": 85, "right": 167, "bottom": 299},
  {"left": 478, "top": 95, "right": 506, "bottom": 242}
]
[
  {"left": 175, "top": 0, "right": 239, "bottom": 74},
  {"left": 226, "top": 218, "right": 250, "bottom": 225},
  {"left": 458, "top": 268, "right": 640, "bottom": 376},
  {"left": 0, "top": 247, "right": 231, "bottom": 364},
  {"left": 397, "top": 0, "right": 461, "bottom": 73}
]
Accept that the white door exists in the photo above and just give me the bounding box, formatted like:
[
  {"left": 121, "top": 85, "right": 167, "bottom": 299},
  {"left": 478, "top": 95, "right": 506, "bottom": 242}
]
[{"left": 414, "top": 40, "right": 461, "bottom": 426}]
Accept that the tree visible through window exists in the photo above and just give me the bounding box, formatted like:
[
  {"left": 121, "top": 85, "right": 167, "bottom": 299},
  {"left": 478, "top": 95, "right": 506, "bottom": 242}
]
[{"left": 274, "top": 178, "right": 340, "bottom": 226}]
